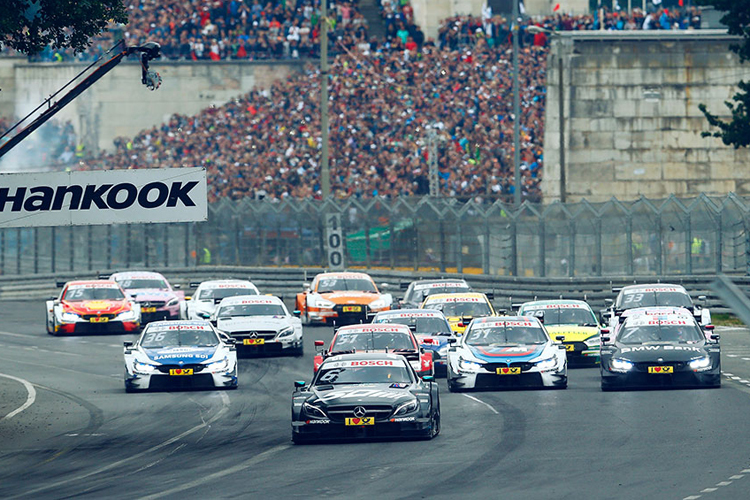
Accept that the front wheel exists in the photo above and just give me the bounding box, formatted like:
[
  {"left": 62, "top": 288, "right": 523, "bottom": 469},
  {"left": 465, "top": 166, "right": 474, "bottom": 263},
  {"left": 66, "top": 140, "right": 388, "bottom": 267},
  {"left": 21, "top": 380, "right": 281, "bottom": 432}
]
[{"left": 428, "top": 407, "right": 441, "bottom": 439}]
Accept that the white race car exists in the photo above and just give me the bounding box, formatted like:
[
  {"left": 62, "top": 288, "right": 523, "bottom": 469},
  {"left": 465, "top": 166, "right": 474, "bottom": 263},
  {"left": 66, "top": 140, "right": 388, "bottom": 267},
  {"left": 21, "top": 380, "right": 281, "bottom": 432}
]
[
  {"left": 215, "top": 295, "right": 303, "bottom": 356},
  {"left": 447, "top": 316, "right": 567, "bottom": 391},
  {"left": 186, "top": 279, "right": 260, "bottom": 320},
  {"left": 123, "top": 320, "right": 238, "bottom": 392}
]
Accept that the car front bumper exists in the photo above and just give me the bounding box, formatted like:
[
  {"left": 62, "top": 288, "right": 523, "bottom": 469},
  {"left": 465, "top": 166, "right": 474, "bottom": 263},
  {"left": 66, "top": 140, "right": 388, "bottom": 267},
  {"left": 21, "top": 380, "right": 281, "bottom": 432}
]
[
  {"left": 292, "top": 416, "right": 433, "bottom": 441},
  {"left": 57, "top": 320, "right": 140, "bottom": 334},
  {"left": 125, "top": 367, "right": 238, "bottom": 391},
  {"left": 601, "top": 367, "right": 721, "bottom": 389},
  {"left": 449, "top": 369, "right": 567, "bottom": 390}
]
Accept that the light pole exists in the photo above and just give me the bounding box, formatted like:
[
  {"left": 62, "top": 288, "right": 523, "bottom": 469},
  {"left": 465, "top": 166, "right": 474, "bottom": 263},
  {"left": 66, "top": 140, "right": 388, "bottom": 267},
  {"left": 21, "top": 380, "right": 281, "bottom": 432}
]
[
  {"left": 320, "top": 0, "right": 330, "bottom": 199},
  {"left": 512, "top": 0, "right": 521, "bottom": 207},
  {"left": 528, "top": 25, "right": 566, "bottom": 203}
]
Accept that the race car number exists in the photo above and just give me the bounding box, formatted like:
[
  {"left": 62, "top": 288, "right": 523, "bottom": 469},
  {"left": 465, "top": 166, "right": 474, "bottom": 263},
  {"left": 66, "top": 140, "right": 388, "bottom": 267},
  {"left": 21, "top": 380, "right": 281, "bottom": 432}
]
[
  {"left": 169, "top": 368, "right": 193, "bottom": 376},
  {"left": 496, "top": 367, "right": 521, "bottom": 375},
  {"left": 243, "top": 339, "right": 265, "bottom": 345},
  {"left": 343, "top": 306, "right": 362, "bottom": 312},
  {"left": 141, "top": 307, "right": 157, "bottom": 313},
  {"left": 565, "top": 344, "right": 575, "bottom": 352},
  {"left": 345, "top": 417, "right": 374, "bottom": 426},
  {"left": 90, "top": 317, "right": 109, "bottom": 323},
  {"left": 648, "top": 366, "right": 673, "bottom": 374}
]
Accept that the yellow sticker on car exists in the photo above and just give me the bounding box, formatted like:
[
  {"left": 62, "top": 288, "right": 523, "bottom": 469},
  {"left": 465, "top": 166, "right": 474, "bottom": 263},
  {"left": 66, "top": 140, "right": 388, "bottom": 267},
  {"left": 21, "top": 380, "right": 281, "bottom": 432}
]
[
  {"left": 648, "top": 366, "right": 673, "bottom": 374},
  {"left": 169, "top": 368, "right": 193, "bottom": 376},
  {"left": 343, "top": 306, "right": 362, "bottom": 312},
  {"left": 141, "top": 307, "right": 157, "bottom": 313},
  {"left": 243, "top": 338, "right": 265, "bottom": 345},
  {"left": 496, "top": 367, "right": 521, "bottom": 375},
  {"left": 90, "top": 317, "right": 109, "bottom": 323},
  {"left": 565, "top": 344, "right": 575, "bottom": 352},
  {"left": 345, "top": 417, "right": 374, "bottom": 426}
]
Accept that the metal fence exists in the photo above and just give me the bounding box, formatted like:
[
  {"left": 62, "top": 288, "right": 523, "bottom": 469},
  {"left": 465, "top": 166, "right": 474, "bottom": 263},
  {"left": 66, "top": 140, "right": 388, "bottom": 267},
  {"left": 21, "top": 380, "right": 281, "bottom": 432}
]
[{"left": 1, "top": 193, "right": 749, "bottom": 277}]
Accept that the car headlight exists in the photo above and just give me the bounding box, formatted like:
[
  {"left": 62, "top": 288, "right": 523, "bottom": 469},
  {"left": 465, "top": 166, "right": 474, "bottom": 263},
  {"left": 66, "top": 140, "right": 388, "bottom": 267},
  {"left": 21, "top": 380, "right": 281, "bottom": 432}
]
[
  {"left": 689, "top": 356, "right": 711, "bottom": 371},
  {"left": 393, "top": 399, "right": 419, "bottom": 416},
  {"left": 611, "top": 358, "right": 634, "bottom": 372},
  {"left": 535, "top": 357, "right": 557, "bottom": 371},
  {"left": 206, "top": 357, "right": 230, "bottom": 373},
  {"left": 134, "top": 361, "right": 158, "bottom": 374},
  {"left": 167, "top": 297, "right": 179, "bottom": 307},
  {"left": 303, "top": 402, "right": 328, "bottom": 419},
  {"left": 368, "top": 298, "right": 388, "bottom": 310},
  {"left": 458, "top": 358, "right": 484, "bottom": 373},
  {"left": 585, "top": 335, "right": 601, "bottom": 348},
  {"left": 116, "top": 309, "right": 138, "bottom": 321},
  {"left": 312, "top": 296, "right": 336, "bottom": 309},
  {"left": 61, "top": 312, "right": 80, "bottom": 322},
  {"left": 277, "top": 326, "right": 295, "bottom": 338}
]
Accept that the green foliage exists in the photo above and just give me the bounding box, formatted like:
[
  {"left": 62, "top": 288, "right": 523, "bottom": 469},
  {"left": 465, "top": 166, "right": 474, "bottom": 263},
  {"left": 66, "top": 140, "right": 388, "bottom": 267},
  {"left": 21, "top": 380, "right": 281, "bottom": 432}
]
[
  {"left": 0, "top": 0, "right": 127, "bottom": 55},
  {"left": 696, "top": 0, "right": 750, "bottom": 147}
]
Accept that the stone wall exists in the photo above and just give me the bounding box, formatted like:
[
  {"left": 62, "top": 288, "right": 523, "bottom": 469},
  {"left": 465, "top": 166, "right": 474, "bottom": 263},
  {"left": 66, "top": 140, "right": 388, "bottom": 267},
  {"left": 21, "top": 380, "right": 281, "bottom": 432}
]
[
  {"left": 0, "top": 60, "right": 304, "bottom": 159},
  {"left": 541, "top": 30, "right": 750, "bottom": 202}
]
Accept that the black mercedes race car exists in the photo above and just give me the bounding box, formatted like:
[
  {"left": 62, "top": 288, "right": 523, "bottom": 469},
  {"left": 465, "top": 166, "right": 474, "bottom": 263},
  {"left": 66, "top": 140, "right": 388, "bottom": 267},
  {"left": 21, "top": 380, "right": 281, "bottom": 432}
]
[
  {"left": 600, "top": 309, "right": 720, "bottom": 391},
  {"left": 291, "top": 353, "right": 440, "bottom": 443}
]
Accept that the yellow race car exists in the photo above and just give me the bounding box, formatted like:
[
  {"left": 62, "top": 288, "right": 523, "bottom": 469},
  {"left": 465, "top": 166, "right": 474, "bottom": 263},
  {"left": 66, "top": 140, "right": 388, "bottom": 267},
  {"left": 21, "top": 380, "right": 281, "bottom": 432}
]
[
  {"left": 517, "top": 299, "right": 600, "bottom": 366},
  {"left": 421, "top": 292, "right": 495, "bottom": 335}
]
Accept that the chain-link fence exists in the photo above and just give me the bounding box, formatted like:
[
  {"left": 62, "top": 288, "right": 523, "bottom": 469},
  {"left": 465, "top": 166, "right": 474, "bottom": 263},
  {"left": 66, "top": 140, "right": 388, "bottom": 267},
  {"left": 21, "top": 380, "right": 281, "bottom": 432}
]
[{"left": 2, "top": 193, "right": 748, "bottom": 277}]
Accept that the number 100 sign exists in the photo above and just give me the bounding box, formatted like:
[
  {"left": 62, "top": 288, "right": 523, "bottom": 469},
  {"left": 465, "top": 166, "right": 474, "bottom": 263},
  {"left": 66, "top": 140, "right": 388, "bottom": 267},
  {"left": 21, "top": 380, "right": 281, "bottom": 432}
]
[{"left": 326, "top": 213, "right": 345, "bottom": 270}]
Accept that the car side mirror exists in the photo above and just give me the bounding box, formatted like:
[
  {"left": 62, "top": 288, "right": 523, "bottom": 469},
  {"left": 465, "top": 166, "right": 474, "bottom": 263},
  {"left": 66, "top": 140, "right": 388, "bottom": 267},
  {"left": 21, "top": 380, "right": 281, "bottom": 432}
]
[
  {"left": 303, "top": 282, "right": 311, "bottom": 291},
  {"left": 173, "top": 284, "right": 181, "bottom": 290},
  {"left": 293, "top": 310, "right": 301, "bottom": 317},
  {"left": 555, "top": 335, "right": 565, "bottom": 342},
  {"left": 314, "top": 340, "right": 325, "bottom": 352},
  {"left": 123, "top": 341, "right": 134, "bottom": 348},
  {"left": 422, "top": 375, "right": 435, "bottom": 382},
  {"left": 711, "top": 334, "right": 720, "bottom": 342},
  {"left": 380, "top": 283, "right": 390, "bottom": 290},
  {"left": 447, "top": 338, "right": 457, "bottom": 344},
  {"left": 605, "top": 298, "right": 613, "bottom": 305},
  {"left": 698, "top": 295, "right": 706, "bottom": 301},
  {"left": 704, "top": 324, "right": 715, "bottom": 331},
  {"left": 294, "top": 380, "right": 306, "bottom": 390}
]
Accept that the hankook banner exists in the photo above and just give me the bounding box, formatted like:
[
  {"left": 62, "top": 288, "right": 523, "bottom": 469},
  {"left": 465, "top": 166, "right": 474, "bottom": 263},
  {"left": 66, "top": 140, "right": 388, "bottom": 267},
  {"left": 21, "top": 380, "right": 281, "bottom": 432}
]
[{"left": 0, "top": 167, "right": 207, "bottom": 228}]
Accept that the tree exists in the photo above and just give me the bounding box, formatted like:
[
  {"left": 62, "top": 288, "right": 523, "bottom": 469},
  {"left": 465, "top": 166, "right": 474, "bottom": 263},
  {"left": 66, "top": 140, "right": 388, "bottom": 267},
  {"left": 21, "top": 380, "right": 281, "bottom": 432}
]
[
  {"left": 696, "top": 0, "right": 750, "bottom": 148},
  {"left": 0, "top": 0, "right": 127, "bottom": 56}
]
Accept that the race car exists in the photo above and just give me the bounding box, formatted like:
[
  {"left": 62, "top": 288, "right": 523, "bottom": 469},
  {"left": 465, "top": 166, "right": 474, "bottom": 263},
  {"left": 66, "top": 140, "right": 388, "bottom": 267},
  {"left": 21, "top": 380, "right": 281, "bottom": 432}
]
[
  {"left": 215, "top": 295, "right": 303, "bottom": 356},
  {"left": 601, "top": 283, "right": 710, "bottom": 327},
  {"left": 397, "top": 279, "right": 472, "bottom": 309},
  {"left": 123, "top": 320, "right": 238, "bottom": 392},
  {"left": 607, "top": 306, "right": 698, "bottom": 341},
  {"left": 291, "top": 353, "right": 440, "bottom": 443},
  {"left": 371, "top": 309, "right": 455, "bottom": 376},
  {"left": 46, "top": 280, "right": 141, "bottom": 335},
  {"left": 186, "top": 279, "right": 260, "bottom": 320},
  {"left": 106, "top": 271, "right": 185, "bottom": 324},
  {"left": 295, "top": 272, "right": 392, "bottom": 326},
  {"left": 517, "top": 300, "right": 600, "bottom": 366},
  {"left": 421, "top": 292, "right": 496, "bottom": 335},
  {"left": 446, "top": 316, "right": 568, "bottom": 391},
  {"left": 313, "top": 323, "right": 434, "bottom": 377},
  {"left": 600, "top": 309, "right": 720, "bottom": 390}
]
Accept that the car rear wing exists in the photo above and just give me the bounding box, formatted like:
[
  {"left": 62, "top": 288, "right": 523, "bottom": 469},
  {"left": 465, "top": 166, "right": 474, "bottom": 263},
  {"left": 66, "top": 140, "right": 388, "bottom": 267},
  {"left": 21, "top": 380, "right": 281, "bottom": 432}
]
[
  {"left": 400, "top": 282, "right": 410, "bottom": 290},
  {"left": 98, "top": 273, "right": 111, "bottom": 280},
  {"left": 611, "top": 286, "right": 623, "bottom": 293},
  {"left": 55, "top": 280, "right": 67, "bottom": 288},
  {"left": 189, "top": 281, "right": 201, "bottom": 288},
  {"left": 392, "top": 348, "right": 419, "bottom": 360}
]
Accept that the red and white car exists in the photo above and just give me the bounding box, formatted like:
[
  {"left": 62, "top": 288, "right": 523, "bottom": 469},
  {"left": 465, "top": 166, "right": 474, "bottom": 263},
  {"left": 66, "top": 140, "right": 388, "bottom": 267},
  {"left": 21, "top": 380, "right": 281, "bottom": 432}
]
[
  {"left": 313, "top": 323, "right": 433, "bottom": 377},
  {"left": 46, "top": 280, "right": 141, "bottom": 335}
]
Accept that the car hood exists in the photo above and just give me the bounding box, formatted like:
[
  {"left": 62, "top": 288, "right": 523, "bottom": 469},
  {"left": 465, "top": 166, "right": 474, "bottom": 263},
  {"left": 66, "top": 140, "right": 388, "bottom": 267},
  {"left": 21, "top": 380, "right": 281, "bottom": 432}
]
[
  {"left": 142, "top": 346, "right": 218, "bottom": 364},
  {"left": 467, "top": 344, "right": 547, "bottom": 362},
  {"left": 130, "top": 290, "right": 183, "bottom": 302},
  {"left": 308, "top": 384, "right": 415, "bottom": 407},
  {"left": 545, "top": 325, "right": 599, "bottom": 342},
  {"left": 318, "top": 291, "right": 383, "bottom": 304},
  {"left": 63, "top": 299, "right": 129, "bottom": 315},
  {"left": 217, "top": 316, "right": 292, "bottom": 332},
  {"left": 614, "top": 342, "right": 708, "bottom": 362}
]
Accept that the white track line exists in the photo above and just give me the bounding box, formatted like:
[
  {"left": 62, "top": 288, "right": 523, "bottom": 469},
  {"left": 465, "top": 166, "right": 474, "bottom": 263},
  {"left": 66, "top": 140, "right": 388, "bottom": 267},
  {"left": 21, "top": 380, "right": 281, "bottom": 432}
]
[
  {"left": 462, "top": 394, "right": 499, "bottom": 415},
  {"left": 0, "top": 372, "right": 37, "bottom": 420}
]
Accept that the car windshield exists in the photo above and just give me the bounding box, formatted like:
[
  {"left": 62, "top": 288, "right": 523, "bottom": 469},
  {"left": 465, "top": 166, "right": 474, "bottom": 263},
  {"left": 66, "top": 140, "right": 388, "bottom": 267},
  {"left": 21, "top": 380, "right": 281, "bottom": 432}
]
[
  {"left": 116, "top": 278, "right": 168, "bottom": 290},
  {"left": 411, "top": 285, "right": 470, "bottom": 301},
  {"left": 424, "top": 301, "right": 491, "bottom": 317},
  {"left": 315, "top": 364, "right": 412, "bottom": 385},
  {"left": 617, "top": 322, "right": 705, "bottom": 344},
  {"left": 465, "top": 324, "right": 547, "bottom": 345},
  {"left": 375, "top": 317, "right": 452, "bottom": 335},
  {"left": 618, "top": 290, "right": 692, "bottom": 310},
  {"left": 218, "top": 303, "right": 286, "bottom": 317},
  {"left": 64, "top": 287, "right": 125, "bottom": 301},
  {"left": 198, "top": 287, "right": 257, "bottom": 300},
  {"left": 140, "top": 327, "right": 219, "bottom": 348},
  {"left": 333, "top": 332, "right": 415, "bottom": 351},
  {"left": 535, "top": 308, "right": 597, "bottom": 326},
  {"left": 316, "top": 278, "right": 376, "bottom": 293}
]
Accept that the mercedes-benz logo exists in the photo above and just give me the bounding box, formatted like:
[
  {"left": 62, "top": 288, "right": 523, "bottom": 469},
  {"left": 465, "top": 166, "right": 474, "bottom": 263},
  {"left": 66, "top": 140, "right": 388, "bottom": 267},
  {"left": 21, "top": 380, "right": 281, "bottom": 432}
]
[
  {"left": 250, "top": 331, "right": 258, "bottom": 338},
  {"left": 353, "top": 406, "right": 367, "bottom": 418}
]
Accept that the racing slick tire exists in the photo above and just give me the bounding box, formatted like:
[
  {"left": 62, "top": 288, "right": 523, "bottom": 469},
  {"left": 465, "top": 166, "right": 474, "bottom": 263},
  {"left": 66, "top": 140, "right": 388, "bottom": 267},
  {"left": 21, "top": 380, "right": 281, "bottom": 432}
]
[
  {"left": 48, "top": 318, "right": 61, "bottom": 336},
  {"left": 446, "top": 365, "right": 461, "bottom": 392},
  {"left": 425, "top": 406, "right": 441, "bottom": 440},
  {"left": 291, "top": 343, "right": 304, "bottom": 357}
]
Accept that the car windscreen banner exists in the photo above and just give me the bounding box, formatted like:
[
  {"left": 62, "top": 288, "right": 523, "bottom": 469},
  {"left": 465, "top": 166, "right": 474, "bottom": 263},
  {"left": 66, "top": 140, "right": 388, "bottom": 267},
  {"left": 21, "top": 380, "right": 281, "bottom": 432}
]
[{"left": 0, "top": 167, "right": 207, "bottom": 227}]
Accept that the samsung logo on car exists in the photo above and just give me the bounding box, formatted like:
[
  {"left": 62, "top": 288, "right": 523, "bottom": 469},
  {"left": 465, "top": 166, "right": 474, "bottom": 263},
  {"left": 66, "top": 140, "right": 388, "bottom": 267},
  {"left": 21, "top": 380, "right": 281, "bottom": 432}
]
[{"left": 0, "top": 181, "right": 198, "bottom": 212}]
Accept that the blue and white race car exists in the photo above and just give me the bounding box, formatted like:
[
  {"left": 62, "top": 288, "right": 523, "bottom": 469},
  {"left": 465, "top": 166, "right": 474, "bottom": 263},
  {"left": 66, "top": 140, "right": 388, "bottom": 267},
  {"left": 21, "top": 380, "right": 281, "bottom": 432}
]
[
  {"left": 446, "top": 316, "right": 567, "bottom": 391},
  {"left": 123, "top": 320, "right": 238, "bottom": 392},
  {"left": 372, "top": 309, "right": 455, "bottom": 376}
]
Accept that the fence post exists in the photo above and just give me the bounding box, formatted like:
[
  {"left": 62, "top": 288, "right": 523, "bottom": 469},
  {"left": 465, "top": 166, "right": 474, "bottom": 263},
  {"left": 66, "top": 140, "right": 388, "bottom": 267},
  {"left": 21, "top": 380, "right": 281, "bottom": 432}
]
[
  {"left": 685, "top": 212, "right": 692, "bottom": 275},
  {"left": 595, "top": 218, "right": 602, "bottom": 276},
  {"left": 655, "top": 214, "right": 663, "bottom": 276},
  {"left": 87, "top": 226, "right": 93, "bottom": 270},
  {"left": 164, "top": 224, "right": 169, "bottom": 267},
  {"left": 539, "top": 219, "right": 546, "bottom": 277},
  {"left": 440, "top": 217, "right": 447, "bottom": 273},
  {"left": 483, "top": 218, "right": 490, "bottom": 274},
  {"left": 746, "top": 216, "right": 750, "bottom": 276},
  {"left": 568, "top": 220, "right": 576, "bottom": 277},
  {"left": 413, "top": 217, "right": 419, "bottom": 272},
  {"left": 234, "top": 217, "right": 241, "bottom": 265},
  {"left": 33, "top": 227, "right": 38, "bottom": 274},
  {"left": 716, "top": 211, "right": 723, "bottom": 273},
  {"left": 511, "top": 218, "right": 518, "bottom": 277},
  {"left": 388, "top": 218, "right": 395, "bottom": 270},
  {"left": 144, "top": 225, "right": 150, "bottom": 268},
  {"left": 456, "top": 217, "right": 463, "bottom": 274},
  {"left": 364, "top": 216, "right": 372, "bottom": 269},
  {"left": 0, "top": 230, "right": 4, "bottom": 275},
  {"left": 17, "top": 228, "right": 22, "bottom": 275},
  {"left": 106, "top": 225, "right": 112, "bottom": 269},
  {"left": 51, "top": 227, "right": 55, "bottom": 273}
]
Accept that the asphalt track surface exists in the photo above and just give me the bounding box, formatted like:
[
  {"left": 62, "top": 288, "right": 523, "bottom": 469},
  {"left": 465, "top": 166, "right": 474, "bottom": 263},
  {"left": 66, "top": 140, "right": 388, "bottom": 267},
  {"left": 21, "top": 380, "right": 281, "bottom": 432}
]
[{"left": 3, "top": 301, "right": 750, "bottom": 499}]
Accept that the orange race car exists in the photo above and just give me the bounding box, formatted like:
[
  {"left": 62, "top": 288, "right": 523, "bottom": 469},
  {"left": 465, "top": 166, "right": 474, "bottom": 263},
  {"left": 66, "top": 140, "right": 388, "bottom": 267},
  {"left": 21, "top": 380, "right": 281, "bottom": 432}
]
[{"left": 295, "top": 272, "right": 393, "bottom": 326}]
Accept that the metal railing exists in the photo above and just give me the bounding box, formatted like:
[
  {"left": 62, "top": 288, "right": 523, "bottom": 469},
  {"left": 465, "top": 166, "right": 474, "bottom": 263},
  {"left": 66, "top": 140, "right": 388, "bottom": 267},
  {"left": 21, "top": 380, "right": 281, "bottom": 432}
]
[{"left": 1, "top": 193, "right": 748, "bottom": 278}]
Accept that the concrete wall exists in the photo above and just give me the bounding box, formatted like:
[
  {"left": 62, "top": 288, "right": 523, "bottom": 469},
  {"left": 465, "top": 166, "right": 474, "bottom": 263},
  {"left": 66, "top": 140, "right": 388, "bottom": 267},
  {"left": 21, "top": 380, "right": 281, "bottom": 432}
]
[
  {"left": 541, "top": 31, "right": 750, "bottom": 203},
  {"left": 1, "top": 60, "right": 304, "bottom": 159}
]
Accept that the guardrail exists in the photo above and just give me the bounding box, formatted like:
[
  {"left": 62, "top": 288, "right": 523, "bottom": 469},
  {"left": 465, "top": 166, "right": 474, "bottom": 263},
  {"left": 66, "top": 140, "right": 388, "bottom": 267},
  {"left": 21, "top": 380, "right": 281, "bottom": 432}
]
[{"left": 5, "top": 266, "right": 747, "bottom": 316}]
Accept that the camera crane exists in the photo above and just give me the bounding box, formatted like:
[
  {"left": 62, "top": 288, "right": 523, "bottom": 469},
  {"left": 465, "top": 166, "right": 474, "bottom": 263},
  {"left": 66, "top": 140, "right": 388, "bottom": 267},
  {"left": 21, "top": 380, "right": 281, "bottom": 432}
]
[{"left": 0, "top": 41, "right": 162, "bottom": 160}]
